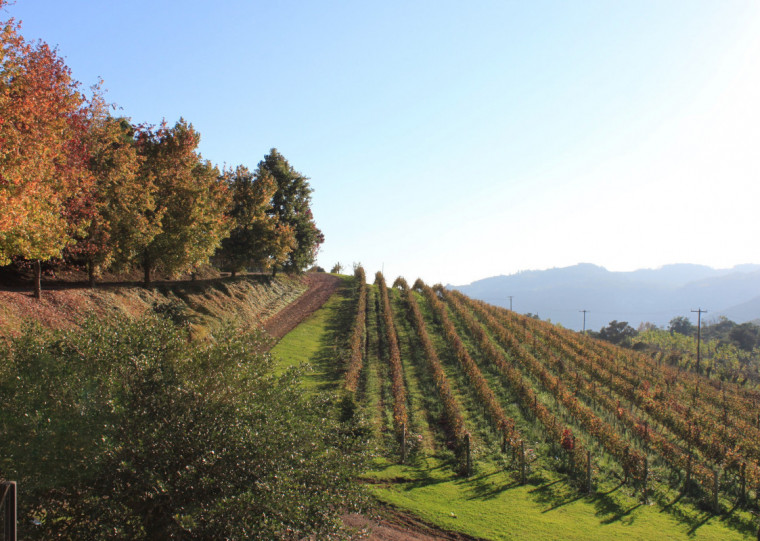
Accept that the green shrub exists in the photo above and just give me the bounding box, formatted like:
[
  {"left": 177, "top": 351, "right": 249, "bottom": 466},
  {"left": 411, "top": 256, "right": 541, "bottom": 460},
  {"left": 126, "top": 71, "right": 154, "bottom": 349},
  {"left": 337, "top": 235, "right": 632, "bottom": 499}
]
[{"left": 0, "top": 316, "right": 367, "bottom": 539}]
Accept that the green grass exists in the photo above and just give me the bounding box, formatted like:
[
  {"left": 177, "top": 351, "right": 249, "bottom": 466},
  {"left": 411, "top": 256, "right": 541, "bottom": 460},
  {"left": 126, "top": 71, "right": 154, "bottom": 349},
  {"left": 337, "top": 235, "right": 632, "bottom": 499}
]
[
  {"left": 360, "top": 285, "right": 385, "bottom": 440},
  {"left": 270, "top": 274, "right": 353, "bottom": 390},
  {"left": 366, "top": 455, "right": 752, "bottom": 541},
  {"left": 272, "top": 277, "right": 756, "bottom": 540}
]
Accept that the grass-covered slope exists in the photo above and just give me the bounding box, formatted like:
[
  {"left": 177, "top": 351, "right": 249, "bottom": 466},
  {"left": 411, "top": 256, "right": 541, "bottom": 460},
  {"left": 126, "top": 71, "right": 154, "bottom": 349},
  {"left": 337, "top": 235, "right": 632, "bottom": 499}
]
[
  {"left": 0, "top": 274, "right": 307, "bottom": 339},
  {"left": 1, "top": 271, "right": 368, "bottom": 539}
]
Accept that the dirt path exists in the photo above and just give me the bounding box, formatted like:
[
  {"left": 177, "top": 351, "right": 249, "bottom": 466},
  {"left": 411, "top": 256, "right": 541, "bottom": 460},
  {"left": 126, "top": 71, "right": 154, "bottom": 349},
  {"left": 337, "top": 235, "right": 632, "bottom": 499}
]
[
  {"left": 262, "top": 272, "right": 342, "bottom": 341},
  {"left": 343, "top": 506, "right": 483, "bottom": 540}
]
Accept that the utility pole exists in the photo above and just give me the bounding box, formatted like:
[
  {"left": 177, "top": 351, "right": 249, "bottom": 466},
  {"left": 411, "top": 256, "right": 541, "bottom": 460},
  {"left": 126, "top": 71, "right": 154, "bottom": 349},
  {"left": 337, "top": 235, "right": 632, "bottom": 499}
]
[
  {"left": 508, "top": 296, "right": 513, "bottom": 311},
  {"left": 579, "top": 310, "right": 589, "bottom": 334},
  {"left": 691, "top": 308, "right": 707, "bottom": 374}
]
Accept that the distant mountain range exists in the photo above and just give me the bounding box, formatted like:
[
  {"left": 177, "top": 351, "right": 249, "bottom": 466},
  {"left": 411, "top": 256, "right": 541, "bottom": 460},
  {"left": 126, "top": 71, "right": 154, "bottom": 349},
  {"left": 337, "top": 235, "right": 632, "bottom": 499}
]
[{"left": 449, "top": 263, "right": 760, "bottom": 331}]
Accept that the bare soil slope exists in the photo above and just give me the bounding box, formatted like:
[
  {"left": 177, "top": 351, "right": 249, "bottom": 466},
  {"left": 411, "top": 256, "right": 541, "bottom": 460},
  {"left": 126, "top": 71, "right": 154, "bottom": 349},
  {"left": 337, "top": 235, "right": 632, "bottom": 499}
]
[
  {"left": 263, "top": 273, "right": 342, "bottom": 341},
  {"left": 344, "top": 508, "right": 483, "bottom": 540}
]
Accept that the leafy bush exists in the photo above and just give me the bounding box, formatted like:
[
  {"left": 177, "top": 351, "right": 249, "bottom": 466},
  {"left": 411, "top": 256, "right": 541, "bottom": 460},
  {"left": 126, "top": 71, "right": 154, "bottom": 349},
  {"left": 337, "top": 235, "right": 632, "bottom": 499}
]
[{"left": 0, "top": 316, "right": 367, "bottom": 539}]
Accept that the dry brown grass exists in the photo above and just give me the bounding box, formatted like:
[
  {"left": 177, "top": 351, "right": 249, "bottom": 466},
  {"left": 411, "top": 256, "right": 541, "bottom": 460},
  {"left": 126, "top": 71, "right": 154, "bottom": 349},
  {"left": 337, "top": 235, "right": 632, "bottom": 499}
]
[{"left": 0, "top": 274, "right": 309, "bottom": 339}]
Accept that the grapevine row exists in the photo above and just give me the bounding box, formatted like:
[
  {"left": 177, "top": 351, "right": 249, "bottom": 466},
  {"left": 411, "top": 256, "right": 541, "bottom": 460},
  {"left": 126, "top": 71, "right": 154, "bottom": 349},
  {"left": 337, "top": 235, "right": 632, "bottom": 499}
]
[
  {"left": 344, "top": 266, "right": 367, "bottom": 393},
  {"left": 486, "top": 303, "right": 758, "bottom": 495},
  {"left": 581, "top": 325, "right": 756, "bottom": 432},
  {"left": 394, "top": 278, "right": 470, "bottom": 451},
  {"left": 414, "top": 281, "right": 525, "bottom": 459},
  {"left": 444, "top": 288, "right": 631, "bottom": 481},
  {"left": 522, "top": 309, "right": 760, "bottom": 475},
  {"left": 375, "top": 272, "right": 408, "bottom": 438}
]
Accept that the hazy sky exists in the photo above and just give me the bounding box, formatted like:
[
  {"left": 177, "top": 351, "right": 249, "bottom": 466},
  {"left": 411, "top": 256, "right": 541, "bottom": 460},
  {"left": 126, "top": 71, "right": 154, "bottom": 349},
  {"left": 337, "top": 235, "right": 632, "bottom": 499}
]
[{"left": 7, "top": 1, "right": 760, "bottom": 286}]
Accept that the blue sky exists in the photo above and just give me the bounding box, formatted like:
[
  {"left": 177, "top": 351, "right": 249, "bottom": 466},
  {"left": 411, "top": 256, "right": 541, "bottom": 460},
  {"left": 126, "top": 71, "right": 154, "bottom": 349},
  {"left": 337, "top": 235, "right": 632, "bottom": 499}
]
[{"left": 7, "top": 1, "right": 760, "bottom": 285}]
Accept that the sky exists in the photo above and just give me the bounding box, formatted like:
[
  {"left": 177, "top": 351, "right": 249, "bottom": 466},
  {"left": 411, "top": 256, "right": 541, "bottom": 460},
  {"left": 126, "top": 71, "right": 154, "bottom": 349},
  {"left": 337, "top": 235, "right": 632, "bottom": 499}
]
[{"left": 6, "top": 1, "right": 760, "bottom": 286}]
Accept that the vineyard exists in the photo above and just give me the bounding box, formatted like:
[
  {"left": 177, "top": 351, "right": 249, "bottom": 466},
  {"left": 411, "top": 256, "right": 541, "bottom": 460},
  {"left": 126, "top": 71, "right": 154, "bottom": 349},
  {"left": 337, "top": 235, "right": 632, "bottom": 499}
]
[{"left": 333, "top": 268, "right": 760, "bottom": 539}]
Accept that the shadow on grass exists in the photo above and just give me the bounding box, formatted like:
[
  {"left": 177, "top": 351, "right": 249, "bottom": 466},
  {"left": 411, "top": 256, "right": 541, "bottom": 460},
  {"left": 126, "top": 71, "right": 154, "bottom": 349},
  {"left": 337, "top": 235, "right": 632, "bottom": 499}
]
[
  {"left": 714, "top": 501, "right": 757, "bottom": 539},
  {"left": 648, "top": 488, "right": 758, "bottom": 539},
  {"left": 308, "top": 277, "right": 356, "bottom": 391},
  {"left": 529, "top": 479, "right": 563, "bottom": 494},
  {"left": 464, "top": 472, "right": 521, "bottom": 501},
  {"left": 524, "top": 476, "right": 586, "bottom": 513},
  {"left": 597, "top": 499, "right": 641, "bottom": 526}
]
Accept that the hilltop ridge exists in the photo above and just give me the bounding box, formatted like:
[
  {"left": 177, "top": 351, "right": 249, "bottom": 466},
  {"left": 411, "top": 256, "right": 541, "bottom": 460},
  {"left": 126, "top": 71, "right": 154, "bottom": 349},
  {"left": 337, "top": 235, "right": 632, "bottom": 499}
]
[{"left": 451, "top": 263, "right": 760, "bottom": 330}]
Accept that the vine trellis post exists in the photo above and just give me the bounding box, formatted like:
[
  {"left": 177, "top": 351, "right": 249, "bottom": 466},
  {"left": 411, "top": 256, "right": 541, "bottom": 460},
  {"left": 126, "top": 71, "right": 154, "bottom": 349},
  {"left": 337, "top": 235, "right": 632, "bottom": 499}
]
[{"left": 1, "top": 481, "right": 17, "bottom": 541}]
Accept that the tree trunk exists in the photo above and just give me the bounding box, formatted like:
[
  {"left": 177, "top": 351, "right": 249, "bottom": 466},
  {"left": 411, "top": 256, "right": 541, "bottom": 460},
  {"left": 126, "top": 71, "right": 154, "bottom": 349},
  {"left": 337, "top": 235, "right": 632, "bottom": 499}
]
[
  {"left": 143, "top": 251, "right": 152, "bottom": 287},
  {"left": 33, "top": 259, "right": 42, "bottom": 299},
  {"left": 88, "top": 260, "right": 96, "bottom": 288}
]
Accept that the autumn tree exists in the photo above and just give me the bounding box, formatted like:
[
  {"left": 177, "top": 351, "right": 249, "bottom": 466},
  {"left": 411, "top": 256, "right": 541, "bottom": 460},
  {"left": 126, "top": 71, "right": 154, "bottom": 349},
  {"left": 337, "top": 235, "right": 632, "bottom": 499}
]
[
  {"left": 215, "top": 165, "right": 295, "bottom": 276},
  {"left": 0, "top": 6, "right": 95, "bottom": 296},
  {"left": 136, "top": 119, "right": 230, "bottom": 285},
  {"left": 257, "top": 149, "right": 323, "bottom": 273},
  {"left": 65, "top": 112, "right": 156, "bottom": 285}
]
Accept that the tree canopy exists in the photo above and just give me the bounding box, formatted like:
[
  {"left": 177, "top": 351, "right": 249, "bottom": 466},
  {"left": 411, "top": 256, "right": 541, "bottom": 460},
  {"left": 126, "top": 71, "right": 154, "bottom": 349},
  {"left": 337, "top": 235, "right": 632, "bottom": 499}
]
[
  {"left": 597, "top": 320, "right": 637, "bottom": 345},
  {"left": 136, "top": 120, "right": 231, "bottom": 284},
  {"left": 0, "top": 5, "right": 324, "bottom": 291},
  {"left": 215, "top": 165, "right": 295, "bottom": 276},
  {"left": 257, "top": 149, "right": 323, "bottom": 273},
  {"left": 65, "top": 113, "right": 151, "bottom": 284},
  {"left": 0, "top": 9, "right": 95, "bottom": 266},
  {"left": 668, "top": 316, "right": 696, "bottom": 336}
]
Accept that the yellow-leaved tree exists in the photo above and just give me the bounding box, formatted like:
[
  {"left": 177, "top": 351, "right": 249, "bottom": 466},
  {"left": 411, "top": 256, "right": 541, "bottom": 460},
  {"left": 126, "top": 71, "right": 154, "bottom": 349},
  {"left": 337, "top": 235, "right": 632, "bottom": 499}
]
[{"left": 136, "top": 119, "right": 230, "bottom": 285}]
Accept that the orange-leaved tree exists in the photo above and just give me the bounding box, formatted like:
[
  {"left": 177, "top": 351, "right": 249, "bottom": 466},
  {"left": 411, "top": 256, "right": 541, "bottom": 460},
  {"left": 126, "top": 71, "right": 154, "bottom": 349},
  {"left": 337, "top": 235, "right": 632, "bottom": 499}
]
[
  {"left": 0, "top": 5, "right": 95, "bottom": 296},
  {"left": 65, "top": 110, "right": 156, "bottom": 285}
]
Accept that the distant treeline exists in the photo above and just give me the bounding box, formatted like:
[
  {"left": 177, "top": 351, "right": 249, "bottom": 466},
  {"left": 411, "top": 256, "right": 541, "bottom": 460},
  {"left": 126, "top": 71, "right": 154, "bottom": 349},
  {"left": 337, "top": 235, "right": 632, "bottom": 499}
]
[
  {"left": 591, "top": 316, "right": 760, "bottom": 384},
  {"left": 0, "top": 2, "right": 322, "bottom": 295}
]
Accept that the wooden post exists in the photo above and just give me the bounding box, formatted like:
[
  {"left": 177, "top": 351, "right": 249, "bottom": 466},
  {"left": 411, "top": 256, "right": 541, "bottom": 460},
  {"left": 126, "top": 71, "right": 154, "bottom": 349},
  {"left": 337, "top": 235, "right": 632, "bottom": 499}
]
[
  {"left": 642, "top": 457, "right": 649, "bottom": 504},
  {"left": 623, "top": 448, "right": 629, "bottom": 484},
  {"left": 520, "top": 440, "right": 526, "bottom": 485},
  {"left": 713, "top": 468, "right": 720, "bottom": 514},
  {"left": 33, "top": 259, "right": 41, "bottom": 299},
  {"left": 465, "top": 433, "right": 472, "bottom": 477},
  {"left": 501, "top": 429, "right": 507, "bottom": 454},
  {"left": 401, "top": 423, "right": 406, "bottom": 464},
  {"left": 2, "top": 481, "right": 17, "bottom": 541},
  {"left": 586, "top": 450, "right": 592, "bottom": 494},
  {"left": 685, "top": 447, "right": 692, "bottom": 494},
  {"left": 741, "top": 463, "right": 747, "bottom": 505},
  {"left": 644, "top": 421, "right": 649, "bottom": 452}
]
